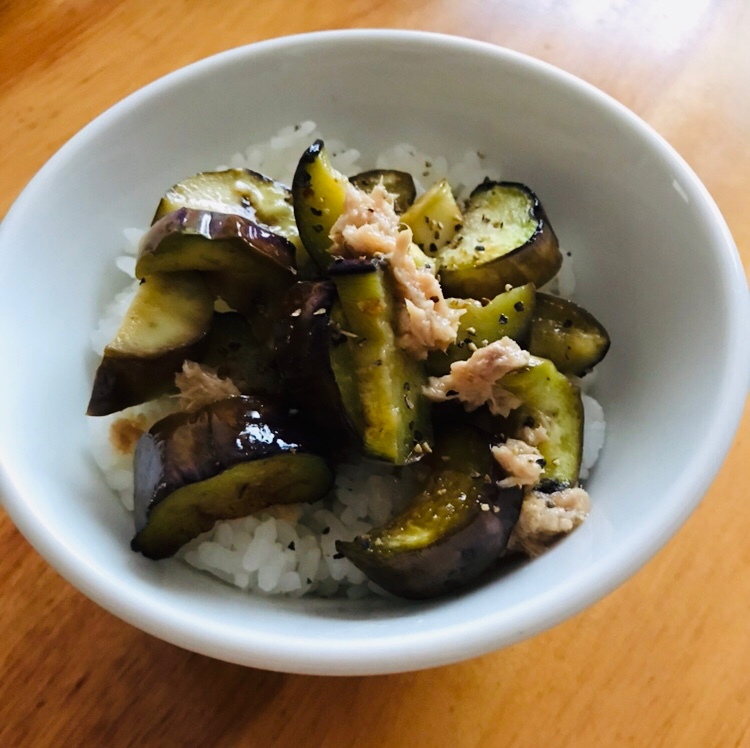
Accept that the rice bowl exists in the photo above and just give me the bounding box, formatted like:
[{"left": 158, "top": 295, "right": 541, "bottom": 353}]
[{"left": 0, "top": 30, "right": 747, "bottom": 674}]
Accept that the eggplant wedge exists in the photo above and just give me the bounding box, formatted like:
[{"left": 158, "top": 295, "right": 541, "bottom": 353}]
[
  {"left": 337, "top": 427, "right": 523, "bottom": 599},
  {"left": 350, "top": 169, "right": 416, "bottom": 214},
  {"left": 292, "top": 139, "right": 349, "bottom": 269},
  {"left": 275, "top": 280, "right": 363, "bottom": 446},
  {"left": 426, "top": 283, "right": 536, "bottom": 376},
  {"left": 529, "top": 293, "right": 610, "bottom": 376},
  {"left": 502, "top": 356, "right": 584, "bottom": 490},
  {"left": 87, "top": 272, "right": 213, "bottom": 416},
  {"left": 401, "top": 178, "right": 463, "bottom": 254},
  {"left": 151, "top": 168, "right": 300, "bottom": 248},
  {"left": 200, "top": 312, "right": 280, "bottom": 396},
  {"left": 136, "top": 207, "right": 297, "bottom": 318},
  {"left": 136, "top": 207, "right": 296, "bottom": 282},
  {"left": 438, "top": 181, "right": 562, "bottom": 299},
  {"left": 132, "top": 396, "right": 333, "bottom": 559},
  {"left": 329, "top": 259, "right": 431, "bottom": 464}
]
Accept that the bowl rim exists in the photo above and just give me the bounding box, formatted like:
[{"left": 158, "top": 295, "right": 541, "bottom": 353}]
[{"left": 1, "top": 28, "right": 748, "bottom": 675}]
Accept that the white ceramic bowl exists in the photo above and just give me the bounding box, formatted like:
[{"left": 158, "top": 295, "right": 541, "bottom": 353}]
[{"left": 0, "top": 30, "right": 747, "bottom": 675}]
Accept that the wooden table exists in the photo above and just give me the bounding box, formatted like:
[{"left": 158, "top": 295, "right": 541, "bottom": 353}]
[{"left": 1, "top": 2, "right": 748, "bottom": 745}]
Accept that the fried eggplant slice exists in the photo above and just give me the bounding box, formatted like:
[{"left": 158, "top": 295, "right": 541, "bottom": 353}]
[
  {"left": 292, "top": 139, "right": 349, "bottom": 269},
  {"left": 136, "top": 207, "right": 296, "bottom": 282},
  {"left": 275, "top": 280, "right": 363, "bottom": 446},
  {"left": 136, "top": 207, "right": 297, "bottom": 318},
  {"left": 151, "top": 168, "right": 300, "bottom": 247},
  {"left": 426, "top": 283, "right": 536, "bottom": 376},
  {"left": 329, "top": 259, "right": 431, "bottom": 464},
  {"left": 87, "top": 272, "right": 213, "bottom": 416},
  {"left": 502, "top": 356, "right": 584, "bottom": 490},
  {"left": 438, "top": 181, "right": 562, "bottom": 298},
  {"left": 132, "top": 396, "right": 333, "bottom": 559},
  {"left": 529, "top": 293, "right": 610, "bottom": 376},
  {"left": 401, "top": 178, "right": 463, "bottom": 254},
  {"left": 200, "top": 312, "right": 280, "bottom": 396},
  {"left": 337, "top": 427, "right": 523, "bottom": 599},
  {"left": 350, "top": 169, "right": 416, "bottom": 214}
]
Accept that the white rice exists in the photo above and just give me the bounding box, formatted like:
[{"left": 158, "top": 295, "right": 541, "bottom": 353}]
[{"left": 91, "top": 122, "right": 606, "bottom": 597}]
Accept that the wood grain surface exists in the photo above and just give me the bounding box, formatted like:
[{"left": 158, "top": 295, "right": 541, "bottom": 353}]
[{"left": 1, "top": 1, "right": 748, "bottom": 746}]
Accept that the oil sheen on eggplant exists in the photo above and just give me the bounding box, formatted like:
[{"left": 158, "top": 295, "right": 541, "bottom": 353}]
[
  {"left": 337, "top": 427, "right": 523, "bottom": 599},
  {"left": 132, "top": 396, "right": 333, "bottom": 559},
  {"left": 136, "top": 207, "right": 297, "bottom": 281},
  {"left": 151, "top": 168, "right": 300, "bottom": 247}
]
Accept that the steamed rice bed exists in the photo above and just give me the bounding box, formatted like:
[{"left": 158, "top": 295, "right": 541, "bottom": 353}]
[{"left": 89, "top": 122, "right": 605, "bottom": 599}]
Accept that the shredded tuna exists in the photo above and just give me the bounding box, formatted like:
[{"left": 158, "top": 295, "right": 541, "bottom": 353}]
[
  {"left": 330, "top": 182, "right": 402, "bottom": 255},
  {"left": 175, "top": 361, "right": 240, "bottom": 413},
  {"left": 492, "top": 439, "right": 545, "bottom": 488},
  {"left": 520, "top": 423, "right": 549, "bottom": 447},
  {"left": 508, "top": 486, "right": 591, "bottom": 557},
  {"left": 393, "top": 259, "right": 463, "bottom": 358},
  {"left": 422, "top": 337, "right": 530, "bottom": 416},
  {"left": 329, "top": 183, "right": 462, "bottom": 358}
]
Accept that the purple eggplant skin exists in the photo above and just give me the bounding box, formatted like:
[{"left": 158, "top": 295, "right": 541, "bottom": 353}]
[
  {"left": 326, "top": 257, "right": 380, "bottom": 277},
  {"left": 132, "top": 395, "right": 333, "bottom": 559},
  {"left": 337, "top": 428, "right": 524, "bottom": 599},
  {"left": 136, "top": 207, "right": 296, "bottom": 280},
  {"left": 86, "top": 339, "right": 208, "bottom": 416},
  {"left": 274, "top": 280, "right": 360, "bottom": 450},
  {"left": 339, "top": 486, "right": 523, "bottom": 600}
]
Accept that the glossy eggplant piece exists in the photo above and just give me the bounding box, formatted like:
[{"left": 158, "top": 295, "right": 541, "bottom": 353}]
[
  {"left": 292, "top": 140, "right": 349, "bottom": 269},
  {"left": 151, "top": 168, "right": 300, "bottom": 248},
  {"left": 426, "top": 283, "right": 536, "bottom": 376},
  {"left": 87, "top": 272, "right": 213, "bottom": 416},
  {"left": 438, "top": 181, "right": 562, "bottom": 299},
  {"left": 200, "top": 312, "right": 280, "bottom": 396},
  {"left": 330, "top": 259, "right": 431, "bottom": 464},
  {"left": 401, "top": 178, "right": 463, "bottom": 254},
  {"left": 337, "top": 427, "right": 523, "bottom": 599},
  {"left": 350, "top": 169, "right": 416, "bottom": 214},
  {"left": 136, "top": 207, "right": 296, "bottom": 283},
  {"left": 274, "top": 281, "right": 363, "bottom": 445},
  {"left": 206, "top": 270, "right": 291, "bottom": 325},
  {"left": 529, "top": 293, "right": 610, "bottom": 376},
  {"left": 132, "top": 396, "right": 333, "bottom": 559},
  {"left": 502, "top": 356, "right": 584, "bottom": 490},
  {"left": 327, "top": 300, "right": 367, "bottom": 438}
]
